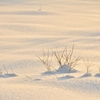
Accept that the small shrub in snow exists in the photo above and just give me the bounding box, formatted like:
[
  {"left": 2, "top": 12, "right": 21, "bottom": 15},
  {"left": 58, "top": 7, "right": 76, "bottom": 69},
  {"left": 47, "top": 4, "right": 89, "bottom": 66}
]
[
  {"left": 54, "top": 45, "right": 81, "bottom": 73},
  {"left": 83, "top": 58, "right": 94, "bottom": 74},
  {"left": 38, "top": 45, "right": 81, "bottom": 73}
]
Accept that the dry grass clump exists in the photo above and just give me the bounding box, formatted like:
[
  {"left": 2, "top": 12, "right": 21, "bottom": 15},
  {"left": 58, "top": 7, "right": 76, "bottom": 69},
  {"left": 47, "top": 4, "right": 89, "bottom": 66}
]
[
  {"left": 37, "top": 49, "right": 53, "bottom": 71},
  {"left": 53, "top": 47, "right": 65, "bottom": 67}
]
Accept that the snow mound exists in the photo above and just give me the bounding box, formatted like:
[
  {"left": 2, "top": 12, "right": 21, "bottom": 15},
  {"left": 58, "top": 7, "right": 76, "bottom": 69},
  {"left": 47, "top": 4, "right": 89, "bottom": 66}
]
[
  {"left": 41, "top": 71, "right": 55, "bottom": 76},
  {"left": 80, "top": 73, "right": 92, "bottom": 78},
  {"left": 0, "top": 73, "right": 17, "bottom": 78},
  {"left": 57, "top": 64, "right": 78, "bottom": 73},
  {"left": 94, "top": 73, "right": 100, "bottom": 78}
]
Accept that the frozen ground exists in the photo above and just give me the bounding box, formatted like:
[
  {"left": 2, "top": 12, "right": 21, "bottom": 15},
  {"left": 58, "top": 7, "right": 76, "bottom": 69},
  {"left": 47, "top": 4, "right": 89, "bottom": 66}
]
[{"left": 0, "top": 0, "right": 100, "bottom": 100}]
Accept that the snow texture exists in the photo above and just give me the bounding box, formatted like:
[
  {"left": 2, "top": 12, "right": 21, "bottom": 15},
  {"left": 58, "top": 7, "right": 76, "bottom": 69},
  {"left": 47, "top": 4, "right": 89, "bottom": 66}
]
[{"left": 0, "top": 0, "right": 100, "bottom": 100}]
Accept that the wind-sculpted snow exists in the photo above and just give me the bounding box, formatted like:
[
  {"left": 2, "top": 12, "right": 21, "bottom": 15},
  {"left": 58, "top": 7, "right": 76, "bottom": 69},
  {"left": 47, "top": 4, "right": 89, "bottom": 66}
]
[{"left": 0, "top": 0, "right": 100, "bottom": 100}]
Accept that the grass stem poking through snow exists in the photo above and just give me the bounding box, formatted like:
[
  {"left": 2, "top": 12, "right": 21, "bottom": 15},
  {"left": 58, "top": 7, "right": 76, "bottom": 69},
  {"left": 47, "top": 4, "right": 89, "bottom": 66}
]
[
  {"left": 37, "top": 49, "right": 53, "bottom": 71},
  {"left": 83, "top": 58, "right": 94, "bottom": 74}
]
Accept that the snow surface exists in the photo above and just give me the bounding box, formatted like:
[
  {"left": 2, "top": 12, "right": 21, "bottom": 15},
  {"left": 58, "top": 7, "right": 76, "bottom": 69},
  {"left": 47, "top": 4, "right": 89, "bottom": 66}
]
[{"left": 0, "top": 0, "right": 100, "bottom": 100}]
